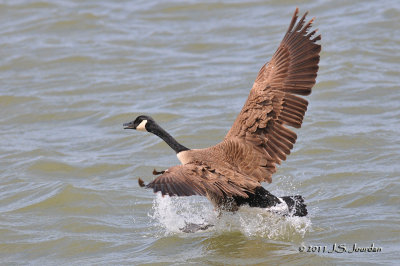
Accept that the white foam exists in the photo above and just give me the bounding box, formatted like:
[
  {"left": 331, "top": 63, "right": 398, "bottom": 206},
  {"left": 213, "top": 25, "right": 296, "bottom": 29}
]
[
  {"left": 149, "top": 194, "right": 216, "bottom": 234},
  {"left": 233, "top": 206, "right": 311, "bottom": 240},
  {"left": 269, "top": 197, "right": 289, "bottom": 215},
  {"left": 149, "top": 193, "right": 312, "bottom": 240}
]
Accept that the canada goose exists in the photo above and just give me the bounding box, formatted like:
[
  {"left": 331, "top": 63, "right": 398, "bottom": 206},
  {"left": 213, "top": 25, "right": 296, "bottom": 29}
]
[{"left": 124, "top": 9, "right": 321, "bottom": 219}]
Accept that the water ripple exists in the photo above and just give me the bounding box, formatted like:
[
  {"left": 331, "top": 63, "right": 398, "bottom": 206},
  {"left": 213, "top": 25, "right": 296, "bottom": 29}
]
[{"left": 1, "top": 0, "right": 399, "bottom": 264}]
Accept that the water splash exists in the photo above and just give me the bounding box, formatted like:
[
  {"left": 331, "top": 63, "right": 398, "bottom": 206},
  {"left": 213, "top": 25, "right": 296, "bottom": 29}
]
[
  {"left": 232, "top": 206, "right": 311, "bottom": 240},
  {"left": 149, "top": 193, "right": 312, "bottom": 240},
  {"left": 149, "top": 194, "right": 217, "bottom": 234}
]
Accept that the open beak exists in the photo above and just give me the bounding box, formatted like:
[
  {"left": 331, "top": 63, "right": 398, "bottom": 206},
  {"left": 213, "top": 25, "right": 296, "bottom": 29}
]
[{"left": 123, "top": 122, "right": 135, "bottom": 129}]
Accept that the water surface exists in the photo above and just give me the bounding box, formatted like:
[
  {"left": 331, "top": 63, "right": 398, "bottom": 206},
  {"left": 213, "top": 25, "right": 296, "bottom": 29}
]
[{"left": 1, "top": 0, "right": 399, "bottom": 265}]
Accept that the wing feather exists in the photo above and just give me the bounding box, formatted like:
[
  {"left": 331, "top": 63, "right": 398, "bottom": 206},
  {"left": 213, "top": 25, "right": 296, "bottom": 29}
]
[
  {"left": 145, "top": 164, "right": 256, "bottom": 198},
  {"left": 224, "top": 8, "right": 321, "bottom": 183}
]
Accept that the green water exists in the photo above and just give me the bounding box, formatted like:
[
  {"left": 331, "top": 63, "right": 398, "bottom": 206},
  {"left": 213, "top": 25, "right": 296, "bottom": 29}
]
[{"left": 1, "top": 0, "right": 399, "bottom": 265}]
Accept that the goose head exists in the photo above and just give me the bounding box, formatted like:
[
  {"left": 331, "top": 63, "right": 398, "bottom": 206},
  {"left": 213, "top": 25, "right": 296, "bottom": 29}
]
[{"left": 123, "top": 115, "right": 154, "bottom": 132}]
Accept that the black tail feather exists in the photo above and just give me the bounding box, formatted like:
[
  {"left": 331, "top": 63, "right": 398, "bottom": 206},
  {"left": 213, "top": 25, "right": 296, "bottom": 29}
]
[
  {"left": 281, "top": 195, "right": 308, "bottom": 217},
  {"left": 234, "top": 186, "right": 281, "bottom": 209},
  {"left": 234, "top": 187, "right": 308, "bottom": 217}
]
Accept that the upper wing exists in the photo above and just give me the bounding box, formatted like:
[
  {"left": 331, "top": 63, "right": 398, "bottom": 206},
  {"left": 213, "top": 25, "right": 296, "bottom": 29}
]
[
  {"left": 225, "top": 8, "right": 321, "bottom": 183},
  {"left": 146, "top": 163, "right": 260, "bottom": 198}
]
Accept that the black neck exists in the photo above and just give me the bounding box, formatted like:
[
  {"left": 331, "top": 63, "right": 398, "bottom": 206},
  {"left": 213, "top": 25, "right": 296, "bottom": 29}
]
[{"left": 147, "top": 122, "right": 189, "bottom": 153}]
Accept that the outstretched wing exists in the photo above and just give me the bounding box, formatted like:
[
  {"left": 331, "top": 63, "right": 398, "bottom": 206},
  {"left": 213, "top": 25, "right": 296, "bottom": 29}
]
[
  {"left": 225, "top": 8, "right": 321, "bottom": 183},
  {"left": 146, "top": 163, "right": 260, "bottom": 198}
]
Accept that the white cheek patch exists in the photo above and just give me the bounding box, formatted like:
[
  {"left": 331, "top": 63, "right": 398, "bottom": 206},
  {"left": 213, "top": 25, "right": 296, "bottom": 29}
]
[{"left": 136, "top": 120, "right": 148, "bottom": 131}]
